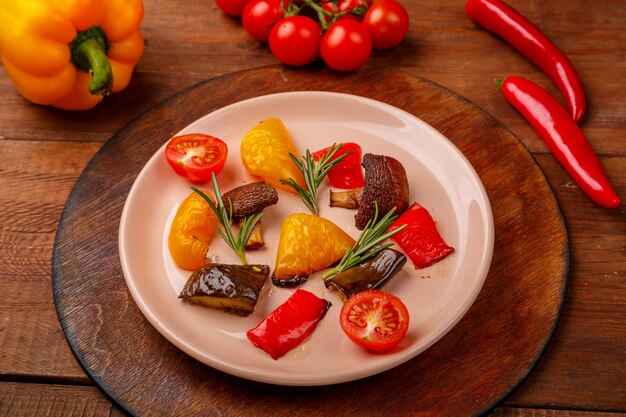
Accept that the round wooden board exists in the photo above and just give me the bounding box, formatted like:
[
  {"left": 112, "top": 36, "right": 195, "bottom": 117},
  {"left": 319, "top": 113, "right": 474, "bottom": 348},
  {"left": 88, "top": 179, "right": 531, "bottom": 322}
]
[{"left": 53, "top": 65, "right": 569, "bottom": 417}]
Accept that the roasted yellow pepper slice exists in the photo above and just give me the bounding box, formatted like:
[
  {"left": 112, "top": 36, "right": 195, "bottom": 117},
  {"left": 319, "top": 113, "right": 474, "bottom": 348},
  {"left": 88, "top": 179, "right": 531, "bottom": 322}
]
[
  {"left": 240, "top": 117, "right": 306, "bottom": 193},
  {"left": 273, "top": 213, "right": 355, "bottom": 286},
  {"left": 0, "top": 0, "right": 144, "bottom": 110},
  {"left": 168, "top": 191, "right": 218, "bottom": 271}
]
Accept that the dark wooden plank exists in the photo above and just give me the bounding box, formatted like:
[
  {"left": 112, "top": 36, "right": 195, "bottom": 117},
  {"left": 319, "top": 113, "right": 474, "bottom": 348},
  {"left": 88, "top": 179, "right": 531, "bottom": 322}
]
[
  {"left": 491, "top": 408, "right": 626, "bottom": 417},
  {"left": 0, "top": 140, "right": 101, "bottom": 381},
  {"left": 3, "top": 382, "right": 624, "bottom": 417},
  {"left": 0, "top": 382, "right": 126, "bottom": 417}
]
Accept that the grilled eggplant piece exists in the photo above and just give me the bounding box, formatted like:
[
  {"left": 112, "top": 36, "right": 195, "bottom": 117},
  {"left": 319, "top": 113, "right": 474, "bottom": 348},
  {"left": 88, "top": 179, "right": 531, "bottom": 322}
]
[
  {"left": 179, "top": 263, "right": 270, "bottom": 316},
  {"left": 355, "top": 154, "right": 409, "bottom": 230},
  {"left": 324, "top": 248, "right": 406, "bottom": 301}
]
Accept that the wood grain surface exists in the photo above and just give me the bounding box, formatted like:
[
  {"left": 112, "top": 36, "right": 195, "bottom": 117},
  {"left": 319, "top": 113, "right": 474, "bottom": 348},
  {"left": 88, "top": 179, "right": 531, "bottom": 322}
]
[
  {"left": 1, "top": 0, "right": 624, "bottom": 416},
  {"left": 52, "top": 66, "right": 567, "bottom": 416}
]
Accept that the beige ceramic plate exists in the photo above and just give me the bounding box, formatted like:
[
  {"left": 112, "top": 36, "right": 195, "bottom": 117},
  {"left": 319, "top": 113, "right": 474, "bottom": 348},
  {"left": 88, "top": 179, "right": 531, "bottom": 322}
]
[{"left": 119, "top": 92, "right": 494, "bottom": 386}]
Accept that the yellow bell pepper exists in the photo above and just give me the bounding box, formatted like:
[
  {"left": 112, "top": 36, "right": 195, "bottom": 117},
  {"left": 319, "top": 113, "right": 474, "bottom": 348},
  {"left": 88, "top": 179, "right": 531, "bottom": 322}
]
[
  {"left": 0, "top": 0, "right": 144, "bottom": 110},
  {"left": 273, "top": 213, "right": 355, "bottom": 286},
  {"left": 168, "top": 190, "right": 218, "bottom": 271},
  {"left": 240, "top": 117, "right": 307, "bottom": 193}
]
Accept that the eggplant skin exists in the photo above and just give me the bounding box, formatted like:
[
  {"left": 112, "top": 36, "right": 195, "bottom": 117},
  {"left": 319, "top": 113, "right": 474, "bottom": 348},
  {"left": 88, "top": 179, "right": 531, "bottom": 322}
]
[
  {"left": 271, "top": 273, "right": 309, "bottom": 288},
  {"left": 355, "top": 154, "right": 409, "bottom": 230},
  {"left": 324, "top": 248, "right": 407, "bottom": 301},
  {"left": 179, "top": 264, "right": 270, "bottom": 316}
]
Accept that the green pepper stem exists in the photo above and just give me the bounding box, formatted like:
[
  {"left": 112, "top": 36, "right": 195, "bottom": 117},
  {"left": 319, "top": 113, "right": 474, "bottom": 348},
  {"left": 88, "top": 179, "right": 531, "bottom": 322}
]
[{"left": 70, "top": 26, "right": 112, "bottom": 96}]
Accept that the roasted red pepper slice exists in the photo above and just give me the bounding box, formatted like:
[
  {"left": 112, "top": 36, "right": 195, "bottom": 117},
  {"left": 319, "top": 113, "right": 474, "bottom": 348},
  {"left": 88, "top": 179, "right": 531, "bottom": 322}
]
[
  {"left": 466, "top": 0, "right": 586, "bottom": 122},
  {"left": 500, "top": 76, "right": 620, "bottom": 209},
  {"left": 246, "top": 289, "right": 331, "bottom": 360},
  {"left": 313, "top": 142, "right": 364, "bottom": 189},
  {"left": 387, "top": 202, "right": 454, "bottom": 269}
]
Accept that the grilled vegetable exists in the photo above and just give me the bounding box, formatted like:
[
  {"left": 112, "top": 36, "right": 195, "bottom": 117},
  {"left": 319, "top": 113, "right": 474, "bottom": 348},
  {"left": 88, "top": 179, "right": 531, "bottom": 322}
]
[
  {"left": 273, "top": 213, "right": 355, "bottom": 287},
  {"left": 329, "top": 187, "right": 363, "bottom": 209},
  {"left": 239, "top": 218, "right": 265, "bottom": 249},
  {"left": 387, "top": 202, "right": 455, "bottom": 269},
  {"left": 280, "top": 143, "right": 350, "bottom": 215},
  {"left": 179, "top": 263, "right": 270, "bottom": 316},
  {"left": 191, "top": 175, "right": 265, "bottom": 265},
  {"left": 240, "top": 117, "right": 306, "bottom": 193},
  {"left": 324, "top": 248, "right": 406, "bottom": 301},
  {"left": 355, "top": 153, "right": 409, "bottom": 230},
  {"left": 247, "top": 289, "right": 331, "bottom": 360},
  {"left": 168, "top": 190, "right": 217, "bottom": 271},
  {"left": 222, "top": 182, "right": 278, "bottom": 250},
  {"left": 222, "top": 182, "right": 279, "bottom": 218},
  {"left": 313, "top": 142, "right": 364, "bottom": 189}
]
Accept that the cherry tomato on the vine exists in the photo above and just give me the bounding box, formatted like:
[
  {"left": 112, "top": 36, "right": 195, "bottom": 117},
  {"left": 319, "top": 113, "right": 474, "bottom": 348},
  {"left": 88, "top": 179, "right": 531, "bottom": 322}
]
[
  {"left": 320, "top": 20, "right": 371, "bottom": 71},
  {"left": 242, "top": 0, "right": 284, "bottom": 41},
  {"left": 270, "top": 16, "right": 322, "bottom": 66},
  {"left": 340, "top": 290, "right": 410, "bottom": 352},
  {"left": 362, "top": 0, "right": 409, "bottom": 49},
  {"left": 320, "top": 0, "right": 358, "bottom": 23},
  {"left": 336, "top": 0, "right": 371, "bottom": 16},
  {"left": 215, "top": 0, "right": 251, "bottom": 16},
  {"left": 165, "top": 133, "right": 228, "bottom": 183}
]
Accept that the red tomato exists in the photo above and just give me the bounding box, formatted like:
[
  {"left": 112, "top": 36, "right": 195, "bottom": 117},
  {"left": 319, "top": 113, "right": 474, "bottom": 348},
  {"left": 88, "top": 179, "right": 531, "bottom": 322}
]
[
  {"left": 269, "top": 16, "right": 322, "bottom": 66},
  {"left": 320, "top": 0, "right": 359, "bottom": 23},
  {"left": 320, "top": 20, "right": 371, "bottom": 71},
  {"left": 337, "top": 0, "right": 371, "bottom": 15},
  {"left": 215, "top": 0, "right": 251, "bottom": 16},
  {"left": 242, "top": 0, "right": 284, "bottom": 42},
  {"left": 165, "top": 134, "right": 228, "bottom": 183},
  {"left": 362, "top": 0, "right": 409, "bottom": 49},
  {"left": 340, "top": 290, "right": 410, "bottom": 352}
]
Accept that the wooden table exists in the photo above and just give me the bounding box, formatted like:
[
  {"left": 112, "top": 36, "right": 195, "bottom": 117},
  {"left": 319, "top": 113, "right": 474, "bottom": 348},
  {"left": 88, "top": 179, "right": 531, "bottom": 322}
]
[{"left": 1, "top": 0, "right": 624, "bottom": 415}]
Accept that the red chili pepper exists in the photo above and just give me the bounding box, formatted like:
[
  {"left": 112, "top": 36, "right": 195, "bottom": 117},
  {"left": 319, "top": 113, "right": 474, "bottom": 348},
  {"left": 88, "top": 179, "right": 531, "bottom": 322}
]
[
  {"left": 246, "top": 289, "right": 331, "bottom": 360},
  {"left": 500, "top": 76, "right": 620, "bottom": 209},
  {"left": 387, "top": 203, "right": 454, "bottom": 269},
  {"left": 465, "top": 0, "right": 586, "bottom": 122},
  {"left": 313, "top": 142, "right": 365, "bottom": 189}
]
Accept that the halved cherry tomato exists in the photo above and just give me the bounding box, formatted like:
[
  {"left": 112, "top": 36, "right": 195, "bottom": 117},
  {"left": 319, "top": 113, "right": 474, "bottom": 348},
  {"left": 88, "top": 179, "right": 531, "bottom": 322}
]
[
  {"left": 165, "top": 133, "right": 228, "bottom": 183},
  {"left": 340, "top": 290, "right": 409, "bottom": 352}
]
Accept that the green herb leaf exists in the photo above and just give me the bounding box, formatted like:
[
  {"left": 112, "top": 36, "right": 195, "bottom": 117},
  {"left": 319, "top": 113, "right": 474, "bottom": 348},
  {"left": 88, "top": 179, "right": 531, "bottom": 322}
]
[
  {"left": 280, "top": 143, "right": 351, "bottom": 215},
  {"left": 322, "top": 203, "right": 407, "bottom": 279},
  {"left": 191, "top": 173, "right": 265, "bottom": 265}
]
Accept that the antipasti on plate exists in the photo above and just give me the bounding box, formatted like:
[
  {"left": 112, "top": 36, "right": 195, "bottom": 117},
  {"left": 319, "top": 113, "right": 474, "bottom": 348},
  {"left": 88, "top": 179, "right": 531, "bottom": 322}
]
[{"left": 119, "top": 91, "right": 494, "bottom": 386}]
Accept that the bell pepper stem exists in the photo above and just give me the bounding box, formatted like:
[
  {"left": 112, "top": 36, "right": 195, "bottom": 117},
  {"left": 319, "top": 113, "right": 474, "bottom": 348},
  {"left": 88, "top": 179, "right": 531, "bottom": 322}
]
[{"left": 70, "top": 26, "right": 112, "bottom": 96}]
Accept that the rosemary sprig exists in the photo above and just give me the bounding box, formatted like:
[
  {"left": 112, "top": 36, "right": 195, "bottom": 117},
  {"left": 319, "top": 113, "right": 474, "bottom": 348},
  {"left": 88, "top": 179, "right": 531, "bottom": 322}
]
[
  {"left": 191, "top": 173, "right": 265, "bottom": 265},
  {"left": 280, "top": 143, "right": 351, "bottom": 215},
  {"left": 322, "top": 203, "right": 407, "bottom": 280}
]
